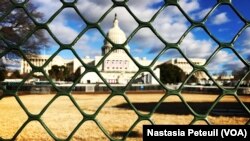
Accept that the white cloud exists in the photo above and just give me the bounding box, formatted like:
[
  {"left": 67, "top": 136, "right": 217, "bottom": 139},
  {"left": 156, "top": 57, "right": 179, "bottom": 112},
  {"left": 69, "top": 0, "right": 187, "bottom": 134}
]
[
  {"left": 73, "top": 30, "right": 103, "bottom": 58},
  {"left": 47, "top": 7, "right": 86, "bottom": 44},
  {"left": 30, "top": 0, "right": 238, "bottom": 73},
  {"left": 30, "top": 0, "right": 62, "bottom": 22},
  {"left": 127, "top": 0, "right": 164, "bottom": 21},
  {"left": 191, "top": 8, "right": 211, "bottom": 20},
  {"left": 75, "top": 0, "right": 112, "bottom": 22},
  {"left": 178, "top": 0, "right": 200, "bottom": 13},
  {"left": 234, "top": 28, "right": 250, "bottom": 62},
  {"left": 129, "top": 28, "right": 165, "bottom": 55},
  {"left": 198, "top": 8, "right": 211, "bottom": 19},
  {"left": 153, "top": 6, "right": 190, "bottom": 43},
  {"left": 180, "top": 32, "right": 216, "bottom": 59},
  {"left": 99, "top": 7, "right": 138, "bottom": 36},
  {"left": 29, "top": 0, "right": 83, "bottom": 44},
  {"left": 242, "top": 28, "right": 250, "bottom": 46},
  {"left": 48, "top": 22, "right": 79, "bottom": 44},
  {"left": 206, "top": 50, "right": 245, "bottom": 74},
  {"left": 218, "top": 28, "right": 229, "bottom": 32},
  {"left": 211, "top": 12, "right": 230, "bottom": 25}
]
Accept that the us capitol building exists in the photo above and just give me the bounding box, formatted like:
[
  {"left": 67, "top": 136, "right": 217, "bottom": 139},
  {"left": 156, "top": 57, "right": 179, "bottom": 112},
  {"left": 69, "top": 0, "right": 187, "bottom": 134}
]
[{"left": 20, "top": 15, "right": 208, "bottom": 84}]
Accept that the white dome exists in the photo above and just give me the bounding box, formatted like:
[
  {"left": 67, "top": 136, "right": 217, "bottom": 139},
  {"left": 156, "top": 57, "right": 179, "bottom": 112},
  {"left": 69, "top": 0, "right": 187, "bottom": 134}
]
[{"left": 105, "top": 15, "right": 127, "bottom": 46}]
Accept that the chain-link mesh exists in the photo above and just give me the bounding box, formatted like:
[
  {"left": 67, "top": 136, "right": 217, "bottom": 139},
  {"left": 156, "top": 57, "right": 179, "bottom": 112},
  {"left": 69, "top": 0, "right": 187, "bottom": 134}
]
[{"left": 0, "top": 0, "right": 250, "bottom": 140}]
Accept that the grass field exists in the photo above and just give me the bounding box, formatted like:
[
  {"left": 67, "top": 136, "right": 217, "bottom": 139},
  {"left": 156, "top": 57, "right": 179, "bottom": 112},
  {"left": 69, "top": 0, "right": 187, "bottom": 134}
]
[{"left": 0, "top": 93, "right": 249, "bottom": 141}]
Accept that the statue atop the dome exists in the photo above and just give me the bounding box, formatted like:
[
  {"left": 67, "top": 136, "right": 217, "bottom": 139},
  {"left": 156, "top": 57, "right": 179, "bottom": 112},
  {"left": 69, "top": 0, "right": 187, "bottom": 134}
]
[{"left": 113, "top": 13, "right": 119, "bottom": 28}]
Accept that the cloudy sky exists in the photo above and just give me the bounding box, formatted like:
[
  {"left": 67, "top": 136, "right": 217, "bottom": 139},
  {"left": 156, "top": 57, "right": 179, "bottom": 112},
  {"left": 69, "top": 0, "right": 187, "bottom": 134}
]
[{"left": 6, "top": 0, "right": 250, "bottom": 75}]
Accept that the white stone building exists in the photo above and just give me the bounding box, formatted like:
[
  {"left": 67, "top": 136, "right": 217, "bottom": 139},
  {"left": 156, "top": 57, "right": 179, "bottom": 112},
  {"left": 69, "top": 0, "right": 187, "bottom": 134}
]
[
  {"left": 72, "top": 15, "right": 160, "bottom": 84},
  {"left": 20, "top": 55, "right": 68, "bottom": 74},
  {"left": 165, "top": 58, "right": 209, "bottom": 81},
  {"left": 20, "top": 15, "right": 160, "bottom": 84},
  {"left": 20, "top": 15, "right": 212, "bottom": 85}
]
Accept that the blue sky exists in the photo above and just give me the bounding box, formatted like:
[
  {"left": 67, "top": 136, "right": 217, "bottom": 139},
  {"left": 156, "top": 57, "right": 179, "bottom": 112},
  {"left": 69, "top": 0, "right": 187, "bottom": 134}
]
[{"left": 4, "top": 0, "right": 250, "bottom": 75}]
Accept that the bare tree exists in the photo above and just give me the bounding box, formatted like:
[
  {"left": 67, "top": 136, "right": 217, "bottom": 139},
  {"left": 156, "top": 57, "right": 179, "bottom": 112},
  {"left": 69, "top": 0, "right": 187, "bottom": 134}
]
[{"left": 0, "top": 0, "right": 49, "bottom": 56}]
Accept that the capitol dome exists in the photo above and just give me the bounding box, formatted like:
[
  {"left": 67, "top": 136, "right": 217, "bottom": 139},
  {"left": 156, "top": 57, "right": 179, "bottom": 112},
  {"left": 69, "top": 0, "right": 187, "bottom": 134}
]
[
  {"left": 105, "top": 14, "right": 127, "bottom": 46},
  {"left": 102, "top": 14, "right": 130, "bottom": 55}
]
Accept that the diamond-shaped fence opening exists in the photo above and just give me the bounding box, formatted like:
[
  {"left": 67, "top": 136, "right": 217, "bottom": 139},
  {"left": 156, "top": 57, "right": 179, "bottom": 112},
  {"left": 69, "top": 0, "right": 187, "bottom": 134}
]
[
  {"left": 128, "top": 28, "right": 165, "bottom": 66},
  {"left": 44, "top": 49, "right": 82, "bottom": 92},
  {"left": 16, "top": 121, "right": 54, "bottom": 141},
  {"left": 152, "top": 6, "right": 191, "bottom": 43},
  {"left": 153, "top": 48, "right": 192, "bottom": 90},
  {"left": 99, "top": 49, "right": 139, "bottom": 88},
  {"left": 127, "top": 0, "right": 165, "bottom": 22},
  {"left": 100, "top": 7, "right": 138, "bottom": 41},
  {"left": 72, "top": 72, "right": 111, "bottom": 115},
  {"left": 41, "top": 96, "right": 83, "bottom": 139},
  {"left": 178, "top": 0, "right": 217, "bottom": 21},
  {"left": 181, "top": 71, "right": 222, "bottom": 115},
  {"left": 208, "top": 95, "right": 250, "bottom": 125},
  {"left": 151, "top": 95, "right": 194, "bottom": 125},
  {"left": 206, "top": 48, "right": 246, "bottom": 89},
  {"left": 124, "top": 71, "right": 166, "bottom": 115},
  {"left": 20, "top": 29, "right": 60, "bottom": 65},
  {"left": 0, "top": 8, "right": 35, "bottom": 45},
  {"left": 179, "top": 27, "right": 218, "bottom": 63},
  {"left": 73, "top": 29, "right": 105, "bottom": 65},
  {"left": 18, "top": 72, "right": 56, "bottom": 115},
  {"left": 96, "top": 96, "right": 138, "bottom": 140},
  {"left": 75, "top": 0, "right": 112, "bottom": 23},
  {"left": 1, "top": 0, "right": 250, "bottom": 140},
  {"left": 0, "top": 97, "right": 27, "bottom": 139},
  {"left": 72, "top": 121, "right": 108, "bottom": 141},
  {"left": 48, "top": 8, "right": 86, "bottom": 45},
  {"left": 205, "top": 5, "right": 245, "bottom": 42},
  {"left": 25, "top": 0, "right": 62, "bottom": 24}
]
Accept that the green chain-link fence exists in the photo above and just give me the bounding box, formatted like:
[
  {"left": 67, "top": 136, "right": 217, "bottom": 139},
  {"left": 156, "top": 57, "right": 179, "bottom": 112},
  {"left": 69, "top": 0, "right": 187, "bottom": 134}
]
[{"left": 0, "top": 0, "right": 250, "bottom": 140}]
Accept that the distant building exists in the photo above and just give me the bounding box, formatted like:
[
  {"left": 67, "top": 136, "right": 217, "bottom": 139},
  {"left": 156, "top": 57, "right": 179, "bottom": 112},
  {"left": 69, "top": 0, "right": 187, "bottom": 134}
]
[
  {"left": 74, "top": 15, "right": 160, "bottom": 84},
  {"left": 20, "top": 55, "right": 68, "bottom": 74},
  {"left": 219, "top": 75, "right": 234, "bottom": 80},
  {"left": 20, "top": 15, "right": 161, "bottom": 84},
  {"left": 21, "top": 15, "right": 229, "bottom": 85},
  {"left": 165, "top": 58, "right": 209, "bottom": 81}
]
